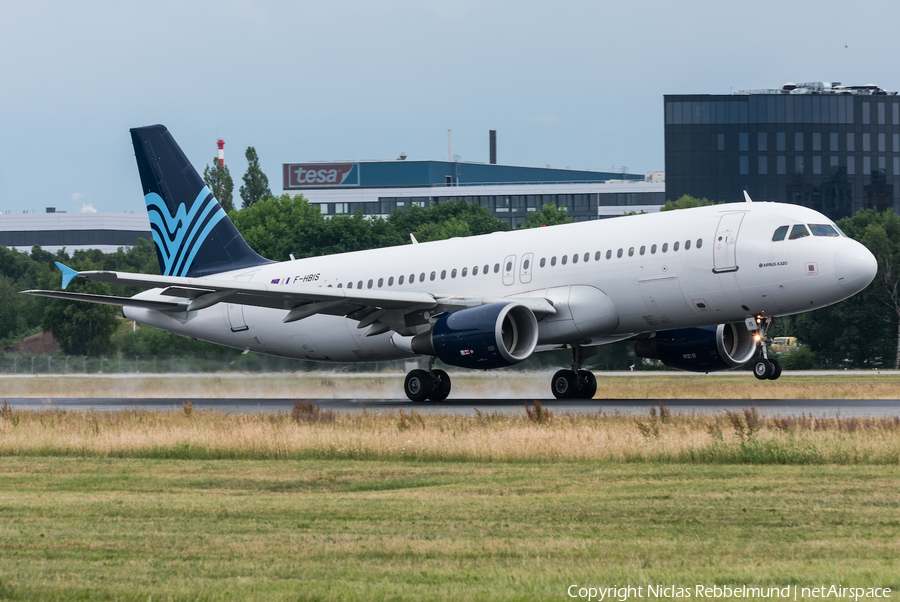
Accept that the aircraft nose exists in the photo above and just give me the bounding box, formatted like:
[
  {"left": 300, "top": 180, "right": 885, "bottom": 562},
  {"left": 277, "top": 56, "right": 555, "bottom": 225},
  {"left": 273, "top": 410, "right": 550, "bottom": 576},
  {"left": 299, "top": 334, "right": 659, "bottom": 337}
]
[{"left": 834, "top": 242, "right": 877, "bottom": 295}]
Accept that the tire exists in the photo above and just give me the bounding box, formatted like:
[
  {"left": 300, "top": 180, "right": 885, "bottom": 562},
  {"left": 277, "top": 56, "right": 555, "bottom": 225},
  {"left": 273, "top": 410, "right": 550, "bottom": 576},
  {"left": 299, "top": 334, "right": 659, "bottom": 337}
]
[
  {"left": 404, "top": 369, "right": 432, "bottom": 402},
  {"left": 753, "top": 359, "right": 772, "bottom": 381},
  {"left": 428, "top": 369, "right": 452, "bottom": 401},
  {"left": 767, "top": 357, "right": 782, "bottom": 380},
  {"left": 551, "top": 369, "right": 579, "bottom": 399},
  {"left": 576, "top": 370, "right": 597, "bottom": 399}
]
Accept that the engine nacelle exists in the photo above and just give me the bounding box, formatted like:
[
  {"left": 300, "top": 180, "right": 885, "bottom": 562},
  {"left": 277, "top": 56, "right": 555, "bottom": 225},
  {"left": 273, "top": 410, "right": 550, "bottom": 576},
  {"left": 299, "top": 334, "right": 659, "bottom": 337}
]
[
  {"left": 411, "top": 302, "right": 539, "bottom": 369},
  {"left": 634, "top": 323, "right": 757, "bottom": 372}
]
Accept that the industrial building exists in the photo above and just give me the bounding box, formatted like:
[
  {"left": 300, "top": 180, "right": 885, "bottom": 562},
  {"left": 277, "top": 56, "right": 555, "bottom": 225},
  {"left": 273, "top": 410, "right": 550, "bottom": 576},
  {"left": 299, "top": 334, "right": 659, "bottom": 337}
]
[
  {"left": 665, "top": 81, "right": 900, "bottom": 220},
  {"left": 0, "top": 210, "right": 151, "bottom": 254},
  {"left": 283, "top": 132, "right": 665, "bottom": 226}
]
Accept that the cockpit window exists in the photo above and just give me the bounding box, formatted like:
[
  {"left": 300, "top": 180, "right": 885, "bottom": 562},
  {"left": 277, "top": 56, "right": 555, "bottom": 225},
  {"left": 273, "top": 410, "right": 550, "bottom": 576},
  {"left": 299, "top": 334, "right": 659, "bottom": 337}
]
[
  {"left": 834, "top": 224, "right": 848, "bottom": 237},
  {"left": 772, "top": 225, "right": 789, "bottom": 241},
  {"left": 808, "top": 224, "right": 840, "bottom": 237},
  {"left": 789, "top": 224, "right": 810, "bottom": 240}
]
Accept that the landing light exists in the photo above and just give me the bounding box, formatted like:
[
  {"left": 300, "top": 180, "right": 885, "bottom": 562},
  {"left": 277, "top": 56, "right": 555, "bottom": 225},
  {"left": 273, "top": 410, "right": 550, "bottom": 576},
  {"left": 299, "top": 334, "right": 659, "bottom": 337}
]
[{"left": 754, "top": 334, "right": 761, "bottom": 342}]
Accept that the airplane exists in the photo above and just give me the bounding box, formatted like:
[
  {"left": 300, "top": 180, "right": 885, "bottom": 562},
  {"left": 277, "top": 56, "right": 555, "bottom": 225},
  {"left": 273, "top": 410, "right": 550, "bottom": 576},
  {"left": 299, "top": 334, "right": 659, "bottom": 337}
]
[{"left": 23, "top": 125, "right": 878, "bottom": 401}]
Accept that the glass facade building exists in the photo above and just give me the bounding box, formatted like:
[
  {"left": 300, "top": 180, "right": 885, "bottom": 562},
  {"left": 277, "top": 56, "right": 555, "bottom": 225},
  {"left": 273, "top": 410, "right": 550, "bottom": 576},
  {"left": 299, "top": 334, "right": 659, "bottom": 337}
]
[{"left": 665, "top": 83, "right": 900, "bottom": 220}]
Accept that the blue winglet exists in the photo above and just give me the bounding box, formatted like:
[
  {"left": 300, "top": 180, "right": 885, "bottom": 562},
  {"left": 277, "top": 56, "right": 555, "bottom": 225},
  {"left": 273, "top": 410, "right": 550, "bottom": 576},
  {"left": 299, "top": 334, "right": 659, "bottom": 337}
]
[{"left": 55, "top": 262, "right": 79, "bottom": 289}]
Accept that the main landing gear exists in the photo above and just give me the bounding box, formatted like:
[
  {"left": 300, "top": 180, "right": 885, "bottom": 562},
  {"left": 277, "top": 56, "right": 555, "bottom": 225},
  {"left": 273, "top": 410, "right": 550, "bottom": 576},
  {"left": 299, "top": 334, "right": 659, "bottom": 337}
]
[
  {"left": 404, "top": 358, "right": 452, "bottom": 401},
  {"left": 551, "top": 345, "right": 598, "bottom": 399},
  {"left": 751, "top": 316, "right": 782, "bottom": 381}
]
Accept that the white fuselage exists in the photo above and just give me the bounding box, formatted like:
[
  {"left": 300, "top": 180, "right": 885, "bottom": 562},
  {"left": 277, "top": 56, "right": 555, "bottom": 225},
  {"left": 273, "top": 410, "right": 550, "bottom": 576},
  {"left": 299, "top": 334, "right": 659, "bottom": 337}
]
[{"left": 123, "top": 202, "right": 874, "bottom": 364}]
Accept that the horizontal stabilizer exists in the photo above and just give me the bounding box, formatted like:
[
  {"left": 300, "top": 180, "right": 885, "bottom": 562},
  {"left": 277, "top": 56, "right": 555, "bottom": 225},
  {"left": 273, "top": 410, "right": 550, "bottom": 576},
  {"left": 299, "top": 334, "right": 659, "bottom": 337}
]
[{"left": 20, "top": 289, "right": 186, "bottom": 311}]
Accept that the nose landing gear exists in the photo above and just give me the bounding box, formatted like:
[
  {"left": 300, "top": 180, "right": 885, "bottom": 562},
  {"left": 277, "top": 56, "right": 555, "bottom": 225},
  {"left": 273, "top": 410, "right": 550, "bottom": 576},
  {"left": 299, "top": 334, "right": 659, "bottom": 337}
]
[
  {"left": 551, "top": 345, "right": 598, "bottom": 399},
  {"left": 750, "top": 316, "right": 782, "bottom": 380}
]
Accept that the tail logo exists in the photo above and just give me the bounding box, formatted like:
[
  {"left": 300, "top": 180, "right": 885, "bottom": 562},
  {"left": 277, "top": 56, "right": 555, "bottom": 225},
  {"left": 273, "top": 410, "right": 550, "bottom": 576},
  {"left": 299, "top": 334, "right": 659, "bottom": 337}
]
[{"left": 145, "top": 186, "right": 226, "bottom": 277}]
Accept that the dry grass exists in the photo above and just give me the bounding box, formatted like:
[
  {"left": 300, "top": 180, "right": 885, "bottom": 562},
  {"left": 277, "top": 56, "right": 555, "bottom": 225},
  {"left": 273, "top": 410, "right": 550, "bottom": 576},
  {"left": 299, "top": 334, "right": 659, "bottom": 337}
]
[
  {"left": 2, "top": 371, "right": 900, "bottom": 399},
  {"left": 1, "top": 402, "right": 898, "bottom": 464}
]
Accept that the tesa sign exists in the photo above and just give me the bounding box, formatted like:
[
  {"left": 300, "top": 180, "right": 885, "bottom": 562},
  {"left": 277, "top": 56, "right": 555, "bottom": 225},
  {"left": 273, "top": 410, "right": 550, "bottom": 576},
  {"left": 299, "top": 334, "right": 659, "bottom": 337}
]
[{"left": 283, "top": 163, "right": 358, "bottom": 188}]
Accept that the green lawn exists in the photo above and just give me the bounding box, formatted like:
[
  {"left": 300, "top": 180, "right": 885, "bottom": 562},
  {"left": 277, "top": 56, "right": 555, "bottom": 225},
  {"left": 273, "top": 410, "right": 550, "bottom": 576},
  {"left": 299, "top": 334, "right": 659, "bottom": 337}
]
[{"left": 0, "top": 459, "right": 897, "bottom": 601}]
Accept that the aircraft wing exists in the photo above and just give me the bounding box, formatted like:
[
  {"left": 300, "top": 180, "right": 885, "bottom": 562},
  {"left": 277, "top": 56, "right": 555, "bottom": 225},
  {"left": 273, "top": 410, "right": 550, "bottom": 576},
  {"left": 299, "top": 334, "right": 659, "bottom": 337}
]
[{"left": 22, "top": 264, "right": 556, "bottom": 336}]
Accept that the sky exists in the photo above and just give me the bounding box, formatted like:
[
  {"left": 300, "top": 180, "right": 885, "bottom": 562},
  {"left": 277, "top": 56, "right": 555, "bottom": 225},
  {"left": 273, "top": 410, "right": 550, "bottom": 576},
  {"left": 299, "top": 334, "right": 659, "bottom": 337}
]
[{"left": 1, "top": 0, "right": 898, "bottom": 214}]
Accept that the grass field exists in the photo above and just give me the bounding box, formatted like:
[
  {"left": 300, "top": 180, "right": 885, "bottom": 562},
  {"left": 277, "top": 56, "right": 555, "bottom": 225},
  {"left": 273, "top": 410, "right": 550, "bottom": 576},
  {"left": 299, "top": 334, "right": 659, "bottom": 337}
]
[
  {"left": 0, "top": 458, "right": 897, "bottom": 601},
  {"left": 3, "top": 371, "right": 900, "bottom": 399},
  {"left": 2, "top": 394, "right": 898, "bottom": 600},
  {"left": 1, "top": 403, "right": 899, "bottom": 464}
]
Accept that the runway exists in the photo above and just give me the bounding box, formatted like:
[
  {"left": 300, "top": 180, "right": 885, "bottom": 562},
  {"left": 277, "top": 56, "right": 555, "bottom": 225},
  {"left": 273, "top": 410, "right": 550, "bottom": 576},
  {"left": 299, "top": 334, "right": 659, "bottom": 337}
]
[{"left": 5, "top": 397, "right": 900, "bottom": 417}]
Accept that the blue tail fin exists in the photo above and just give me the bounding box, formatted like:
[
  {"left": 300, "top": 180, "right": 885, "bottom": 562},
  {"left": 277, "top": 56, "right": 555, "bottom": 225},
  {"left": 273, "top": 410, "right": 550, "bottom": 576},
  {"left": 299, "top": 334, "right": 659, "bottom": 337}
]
[{"left": 130, "top": 125, "right": 270, "bottom": 278}]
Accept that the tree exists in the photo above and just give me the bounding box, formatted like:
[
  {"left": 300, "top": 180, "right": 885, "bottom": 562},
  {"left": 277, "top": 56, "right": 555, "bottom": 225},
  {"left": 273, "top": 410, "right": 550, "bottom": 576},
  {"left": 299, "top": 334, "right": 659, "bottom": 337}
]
[
  {"left": 661, "top": 195, "right": 713, "bottom": 211},
  {"left": 41, "top": 279, "right": 118, "bottom": 356},
  {"left": 520, "top": 204, "right": 575, "bottom": 229},
  {"left": 387, "top": 199, "right": 509, "bottom": 240},
  {"left": 203, "top": 157, "right": 235, "bottom": 212},
  {"left": 240, "top": 147, "right": 271, "bottom": 209}
]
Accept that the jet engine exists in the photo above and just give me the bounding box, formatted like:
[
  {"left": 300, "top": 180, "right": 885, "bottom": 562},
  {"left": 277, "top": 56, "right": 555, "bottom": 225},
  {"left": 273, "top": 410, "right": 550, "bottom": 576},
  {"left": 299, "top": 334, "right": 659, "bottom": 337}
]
[
  {"left": 634, "top": 323, "right": 757, "bottom": 372},
  {"left": 410, "top": 302, "right": 539, "bottom": 369}
]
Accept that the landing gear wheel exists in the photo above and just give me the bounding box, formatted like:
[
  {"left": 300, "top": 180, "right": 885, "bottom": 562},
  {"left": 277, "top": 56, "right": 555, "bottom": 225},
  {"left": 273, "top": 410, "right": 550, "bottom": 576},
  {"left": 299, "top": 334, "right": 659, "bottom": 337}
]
[
  {"left": 767, "top": 358, "right": 782, "bottom": 380},
  {"left": 404, "top": 369, "right": 432, "bottom": 402},
  {"left": 576, "top": 370, "right": 597, "bottom": 399},
  {"left": 753, "top": 359, "right": 773, "bottom": 381},
  {"left": 428, "top": 369, "right": 452, "bottom": 401},
  {"left": 551, "top": 369, "right": 579, "bottom": 399}
]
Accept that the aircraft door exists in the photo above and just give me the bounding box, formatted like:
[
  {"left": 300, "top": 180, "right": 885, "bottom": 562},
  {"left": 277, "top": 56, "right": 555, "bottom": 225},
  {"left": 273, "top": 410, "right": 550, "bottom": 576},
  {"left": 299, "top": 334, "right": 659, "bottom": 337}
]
[
  {"left": 519, "top": 253, "right": 534, "bottom": 284},
  {"left": 713, "top": 213, "right": 745, "bottom": 273},
  {"left": 227, "top": 303, "right": 248, "bottom": 332},
  {"left": 502, "top": 255, "right": 516, "bottom": 286},
  {"left": 228, "top": 274, "right": 253, "bottom": 332}
]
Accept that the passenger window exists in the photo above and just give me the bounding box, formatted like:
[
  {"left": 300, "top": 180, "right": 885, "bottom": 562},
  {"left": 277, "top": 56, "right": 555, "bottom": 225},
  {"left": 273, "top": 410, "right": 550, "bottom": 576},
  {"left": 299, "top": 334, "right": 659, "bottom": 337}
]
[
  {"left": 617, "top": 249, "right": 623, "bottom": 258},
  {"left": 473, "top": 266, "right": 479, "bottom": 276},
  {"left": 358, "top": 281, "right": 363, "bottom": 289},
  {"left": 772, "top": 226, "right": 789, "bottom": 241},
  {"left": 651, "top": 244, "right": 657, "bottom": 254},
  {"left": 662, "top": 243, "right": 668, "bottom": 253},
  {"left": 483, "top": 265, "right": 489, "bottom": 274},
  {"left": 505, "top": 261, "right": 512, "bottom": 272},
  {"left": 639, "top": 245, "right": 646, "bottom": 255},
  {"left": 809, "top": 224, "right": 840, "bottom": 237},
  {"left": 328, "top": 284, "right": 332, "bottom": 288},
  {"left": 540, "top": 258, "right": 546, "bottom": 268},
  {"left": 523, "top": 259, "right": 530, "bottom": 270},
  {"left": 685, "top": 240, "right": 691, "bottom": 250},
  {"left": 551, "top": 256, "right": 557, "bottom": 266},
  {"left": 584, "top": 252, "right": 589, "bottom": 262},
  {"left": 595, "top": 251, "right": 601, "bottom": 261},
  {"left": 420, "top": 272, "right": 425, "bottom": 282},
  {"left": 562, "top": 255, "right": 568, "bottom": 265},
  {"left": 572, "top": 254, "right": 578, "bottom": 264},
  {"left": 347, "top": 282, "right": 353, "bottom": 289},
  {"left": 338, "top": 283, "right": 343, "bottom": 288},
  {"left": 461, "top": 267, "right": 467, "bottom": 277},
  {"left": 388, "top": 277, "right": 393, "bottom": 286},
  {"left": 378, "top": 278, "right": 383, "bottom": 287},
  {"left": 441, "top": 270, "right": 446, "bottom": 280},
  {"left": 606, "top": 250, "right": 612, "bottom": 259},
  {"left": 673, "top": 242, "right": 680, "bottom": 251},
  {"left": 399, "top": 275, "right": 405, "bottom": 285},
  {"left": 494, "top": 263, "right": 500, "bottom": 273},
  {"left": 628, "top": 247, "right": 634, "bottom": 257},
  {"left": 696, "top": 239, "right": 703, "bottom": 249},
  {"left": 368, "top": 279, "right": 373, "bottom": 289},
  {"left": 451, "top": 268, "right": 457, "bottom": 278},
  {"left": 789, "top": 224, "right": 810, "bottom": 240}
]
